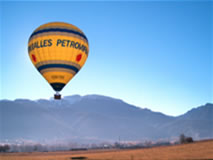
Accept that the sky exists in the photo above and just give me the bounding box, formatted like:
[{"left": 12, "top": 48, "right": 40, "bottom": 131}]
[{"left": 0, "top": 1, "right": 212, "bottom": 116}]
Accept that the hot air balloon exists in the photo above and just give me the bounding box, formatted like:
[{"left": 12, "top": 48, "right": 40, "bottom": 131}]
[{"left": 28, "top": 22, "right": 89, "bottom": 99}]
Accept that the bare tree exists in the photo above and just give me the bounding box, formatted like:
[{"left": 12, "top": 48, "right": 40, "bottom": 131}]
[{"left": 179, "top": 134, "right": 186, "bottom": 144}]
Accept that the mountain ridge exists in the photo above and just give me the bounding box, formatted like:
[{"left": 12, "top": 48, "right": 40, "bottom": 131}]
[{"left": 0, "top": 95, "right": 212, "bottom": 143}]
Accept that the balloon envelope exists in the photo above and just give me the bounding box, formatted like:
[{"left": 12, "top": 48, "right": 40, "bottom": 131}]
[{"left": 28, "top": 22, "right": 89, "bottom": 95}]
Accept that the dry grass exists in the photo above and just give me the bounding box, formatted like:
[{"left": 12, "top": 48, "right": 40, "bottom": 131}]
[{"left": 1, "top": 140, "right": 213, "bottom": 160}]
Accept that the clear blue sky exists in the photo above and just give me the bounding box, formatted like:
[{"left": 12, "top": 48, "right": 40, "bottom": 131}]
[{"left": 0, "top": 1, "right": 212, "bottom": 116}]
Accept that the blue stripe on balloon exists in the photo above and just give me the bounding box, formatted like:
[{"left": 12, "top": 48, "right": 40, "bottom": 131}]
[
  {"left": 37, "top": 64, "right": 79, "bottom": 73},
  {"left": 30, "top": 28, "right": 88, "bottom": 42}
]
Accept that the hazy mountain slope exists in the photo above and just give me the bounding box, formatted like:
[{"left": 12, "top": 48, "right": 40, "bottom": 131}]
[
  {"left": 0, "top": 95, "right": 212, "bottom": 143},
  {"left": 162, "top": 103, "right": 213, "bottom": 139},
  {"left": 0, "top": 100, "right": 78, "bottom": 141}
]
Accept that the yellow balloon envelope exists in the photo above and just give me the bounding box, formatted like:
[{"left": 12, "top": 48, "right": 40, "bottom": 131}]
[{"left": 28, "top": 22, "right": 89, "bottom": 99}]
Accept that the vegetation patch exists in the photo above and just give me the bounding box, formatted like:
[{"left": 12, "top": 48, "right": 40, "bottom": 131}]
[{"left": 71, "top": 156, "right": 88, "bottom": 160}]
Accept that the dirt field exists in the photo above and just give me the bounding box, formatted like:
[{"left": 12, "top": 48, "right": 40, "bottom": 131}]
[{"left": 1, "top": 140, "right": 213, "bottom": 160}]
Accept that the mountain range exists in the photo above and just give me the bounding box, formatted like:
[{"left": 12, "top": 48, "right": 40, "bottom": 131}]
[{"left": 0, "top": 95, "right": 212, "bottom": 143}]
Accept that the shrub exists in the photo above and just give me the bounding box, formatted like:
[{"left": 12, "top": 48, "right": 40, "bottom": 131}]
[
  {"left": 0, "top": 145, "right": 10, "bottom": 152},
  {"left": 179, "top": 134, "right": 193, "bottom": 144}
]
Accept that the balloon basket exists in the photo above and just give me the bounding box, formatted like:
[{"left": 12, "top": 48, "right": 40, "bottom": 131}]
[{"left": 54, "top": 94, "right": 61, "bottom": 100}]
